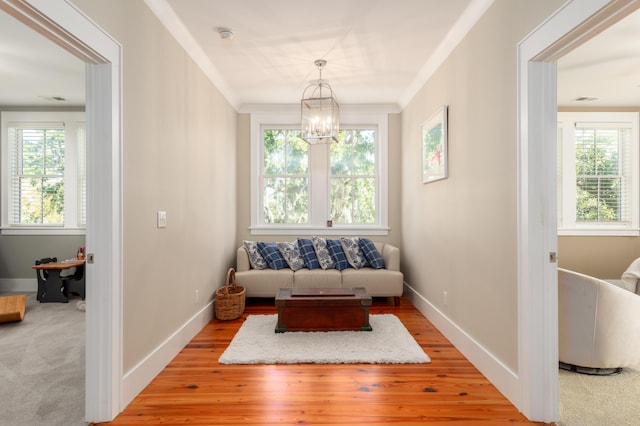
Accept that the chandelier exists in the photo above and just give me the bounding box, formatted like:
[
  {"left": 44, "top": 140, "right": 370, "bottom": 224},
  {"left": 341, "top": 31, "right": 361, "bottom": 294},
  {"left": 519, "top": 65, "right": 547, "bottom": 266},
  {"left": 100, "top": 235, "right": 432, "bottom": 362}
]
[{"left": 300, "top": 59, "right": 340, "bottom": 144}]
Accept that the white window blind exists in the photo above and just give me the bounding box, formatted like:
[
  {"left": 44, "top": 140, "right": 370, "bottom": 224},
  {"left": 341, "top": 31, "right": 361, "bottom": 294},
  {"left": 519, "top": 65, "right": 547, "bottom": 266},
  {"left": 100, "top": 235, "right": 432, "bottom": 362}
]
[
  {"left": 77, "top": 126, "right": 87, "bottom": 227},
  {"left": 9, "top": 123, "right": 66, "bottom": 225}
]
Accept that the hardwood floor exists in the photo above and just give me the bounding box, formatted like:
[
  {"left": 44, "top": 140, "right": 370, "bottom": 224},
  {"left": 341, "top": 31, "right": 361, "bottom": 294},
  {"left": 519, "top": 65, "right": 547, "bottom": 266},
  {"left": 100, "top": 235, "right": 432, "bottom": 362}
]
[{"left": 96, "top": 297, "right": 548, "bottom": 425}]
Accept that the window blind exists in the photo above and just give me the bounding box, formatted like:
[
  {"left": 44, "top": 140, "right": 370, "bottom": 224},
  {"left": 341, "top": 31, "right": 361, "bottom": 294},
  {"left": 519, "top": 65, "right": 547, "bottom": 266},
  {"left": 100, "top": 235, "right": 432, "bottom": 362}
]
[
  {"left": 574, "top": 125, "right": 631, "bottom": 224},
  {"left": 9, "top": 122, "right": 66, "bottom": 225}
]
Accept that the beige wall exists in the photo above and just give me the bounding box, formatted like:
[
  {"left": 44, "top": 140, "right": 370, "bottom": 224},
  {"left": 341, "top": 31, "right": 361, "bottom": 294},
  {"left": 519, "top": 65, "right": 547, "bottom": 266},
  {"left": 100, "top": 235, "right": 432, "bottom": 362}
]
[
  {"left": 71, "top": 0, "right": 238, "bottom": 372},
  {"left": 234, "top": 112, "right": 403, "bottom": 248},
  {"left": 559, "top": 236, "right": 640, "bottom": 278},
  {"left": 400, "top": 0, "right": 566, "bottom": 372}
]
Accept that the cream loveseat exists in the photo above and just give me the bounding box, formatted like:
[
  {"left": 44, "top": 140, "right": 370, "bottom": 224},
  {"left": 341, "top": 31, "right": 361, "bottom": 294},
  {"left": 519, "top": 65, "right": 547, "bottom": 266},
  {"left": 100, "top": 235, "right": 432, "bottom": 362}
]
[{"left": 235, "top": 238, "right": 403, "bottom": 302}]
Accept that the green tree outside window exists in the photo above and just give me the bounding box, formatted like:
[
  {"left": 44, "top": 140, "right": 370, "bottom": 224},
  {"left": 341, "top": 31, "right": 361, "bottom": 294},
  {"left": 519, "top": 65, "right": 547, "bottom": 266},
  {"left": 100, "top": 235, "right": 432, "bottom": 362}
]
[
  {"left": 575, "top": 128, "right": 626, "bottom": 222},
  {"left": 330, "top": 129, "right": 376, "bottom": 224},
  {"left": 14, "top": 128, "right": 65, "bottom": 224},
  {"left": 263, "top": 129, "right": 309, "bottom": 224}
]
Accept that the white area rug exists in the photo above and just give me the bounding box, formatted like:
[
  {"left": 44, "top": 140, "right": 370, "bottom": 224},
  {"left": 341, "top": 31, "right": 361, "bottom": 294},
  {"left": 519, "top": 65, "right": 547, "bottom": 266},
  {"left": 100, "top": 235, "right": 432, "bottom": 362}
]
[{"left": 218, "top": 314, "right": 431, "bottom": 365}]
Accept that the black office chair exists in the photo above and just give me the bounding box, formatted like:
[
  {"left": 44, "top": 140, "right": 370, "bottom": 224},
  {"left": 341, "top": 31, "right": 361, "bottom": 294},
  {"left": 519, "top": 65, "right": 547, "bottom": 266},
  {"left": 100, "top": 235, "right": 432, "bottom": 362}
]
[
  {"left": 62, "top": 264, "right": 85, "bottom": 300},
  {"left": 35, "top": 257, "right": 58, "bottom": 301}
]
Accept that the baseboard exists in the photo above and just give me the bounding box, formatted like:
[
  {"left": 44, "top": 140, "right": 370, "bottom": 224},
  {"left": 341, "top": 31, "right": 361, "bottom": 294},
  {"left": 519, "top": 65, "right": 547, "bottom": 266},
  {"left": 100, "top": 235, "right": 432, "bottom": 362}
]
[
  {"left": 122, "top": 300, "right": 214, "bottom": 408},
  {"left": 0, "top": 278, "right": 37, "bottom": 292},
  {"left": 403, "top": 283, "right": 520, "bottom": 408}
]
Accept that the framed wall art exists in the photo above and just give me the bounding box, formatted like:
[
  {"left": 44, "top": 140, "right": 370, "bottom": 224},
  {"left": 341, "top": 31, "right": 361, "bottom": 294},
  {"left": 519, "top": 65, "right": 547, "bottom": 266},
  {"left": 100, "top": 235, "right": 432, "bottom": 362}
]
[{"left": 421, "top": 105, "right": 448, "bottom": 183}]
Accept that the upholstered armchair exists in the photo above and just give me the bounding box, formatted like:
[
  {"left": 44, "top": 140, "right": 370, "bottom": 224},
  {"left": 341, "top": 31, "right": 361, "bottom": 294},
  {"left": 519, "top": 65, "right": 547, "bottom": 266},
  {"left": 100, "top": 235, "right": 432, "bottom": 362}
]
[{"left": 558, "top": 268, "right": 640, "bottom": 373}]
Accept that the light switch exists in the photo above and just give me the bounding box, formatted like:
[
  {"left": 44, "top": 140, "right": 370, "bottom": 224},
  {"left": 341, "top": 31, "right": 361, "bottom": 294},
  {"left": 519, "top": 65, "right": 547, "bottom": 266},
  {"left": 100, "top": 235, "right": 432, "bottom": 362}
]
[{"left": 157, "top": 210, "right": 167, "bottom": 228}]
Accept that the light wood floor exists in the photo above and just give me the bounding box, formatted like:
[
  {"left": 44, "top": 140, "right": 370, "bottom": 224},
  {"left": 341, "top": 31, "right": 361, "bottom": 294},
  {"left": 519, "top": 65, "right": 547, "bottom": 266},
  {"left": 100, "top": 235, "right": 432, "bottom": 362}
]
[{"left": 96, "top": 297, "right": 549, "bottom": 425}]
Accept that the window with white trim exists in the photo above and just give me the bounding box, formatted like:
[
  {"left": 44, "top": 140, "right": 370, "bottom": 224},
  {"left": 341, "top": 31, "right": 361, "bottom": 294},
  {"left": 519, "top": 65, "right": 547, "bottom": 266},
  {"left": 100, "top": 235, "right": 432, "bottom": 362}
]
[
  {"left": 249, "top": 108, "right": 389, "bottom": 235},
  {"left": 262, "top": 128, "right": 309, "bottom": 224},
  {"left": 330, "top": 128, "right": 377, "bottom": 224},
  {"left": 557, "top": 112, "right": 639, "bottom": 236},
  {"left": 1, "top": 111, "right": 86, "bottom": 235}
]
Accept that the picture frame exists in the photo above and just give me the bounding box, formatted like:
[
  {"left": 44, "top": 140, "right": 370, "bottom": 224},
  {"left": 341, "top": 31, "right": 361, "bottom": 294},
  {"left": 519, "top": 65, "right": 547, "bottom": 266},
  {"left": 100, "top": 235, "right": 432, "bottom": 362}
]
[{"left": 421, "top": 105, "right": 448, "bottom": 183}]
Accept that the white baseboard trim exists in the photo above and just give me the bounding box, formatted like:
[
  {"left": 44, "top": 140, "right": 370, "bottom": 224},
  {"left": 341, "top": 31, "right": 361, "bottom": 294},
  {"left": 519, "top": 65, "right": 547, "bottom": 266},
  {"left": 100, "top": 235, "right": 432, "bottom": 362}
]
[
  {"left": 122, "top": 300, "right": 214, "bottom": 407},
  {"left": 0, "top": 278, "right": 37, "bottom": 292},
  {"left": 403, "top": 283, "right": 520, "bottom": 408}
]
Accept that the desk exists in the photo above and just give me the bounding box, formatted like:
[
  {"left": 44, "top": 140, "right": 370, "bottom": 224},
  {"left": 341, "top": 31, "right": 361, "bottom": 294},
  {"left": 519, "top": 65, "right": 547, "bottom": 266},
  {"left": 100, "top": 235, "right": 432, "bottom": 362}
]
[{"left": 32, "top": 260, "right": 85, "bottom": 303}]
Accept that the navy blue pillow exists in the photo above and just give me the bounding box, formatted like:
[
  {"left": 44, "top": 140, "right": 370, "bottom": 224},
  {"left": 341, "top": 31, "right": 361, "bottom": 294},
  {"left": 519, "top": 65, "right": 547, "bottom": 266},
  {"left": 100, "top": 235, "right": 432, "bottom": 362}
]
[
  {"left": 297, "top": 238, "right": 320, "bottom": 269},
  {"left": 257, "top": 242, "right": 289, "bottom": 270},
  {"left": 359, "top": 238, "right": 385, "bottom": 269},
  {"left": 326, "top": 239, "right": 351, "bottom": 271}
]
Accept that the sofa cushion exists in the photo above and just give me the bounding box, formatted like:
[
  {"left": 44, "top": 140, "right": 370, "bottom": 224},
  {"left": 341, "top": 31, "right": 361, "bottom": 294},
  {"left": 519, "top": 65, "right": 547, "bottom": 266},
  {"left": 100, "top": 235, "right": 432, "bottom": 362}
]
[
  {"left": 312, "top": 236, "right": 335, "bottom": 270},
  {"left": 293, "top": 268, "right": 342, "bottom": 288},
  {"left": 342, "top": 268, "right": 403, "bottom": 297},
  {"left": 340, "top": 237, "right": 369, "bottom": 269},
  {"left": 297, "top": 238, "right": 321, "bottom": 269},
  {"left": 257, "top": 242, "right": 289, "bottom": 270},
  {"left": 359, "top": 238, "right": 385, "bottom": 269},
  {"left": 235, "top": 269, "right": 294, "bottom": 298},
  {"left": 243, "top": 240, "right": 268, "bottom": 270},
  {"left": 326, "top": 239, "right": 351, "bottom": 271},
  {"left": 277, "top": 241, "right": 306, "bottom": 271}
]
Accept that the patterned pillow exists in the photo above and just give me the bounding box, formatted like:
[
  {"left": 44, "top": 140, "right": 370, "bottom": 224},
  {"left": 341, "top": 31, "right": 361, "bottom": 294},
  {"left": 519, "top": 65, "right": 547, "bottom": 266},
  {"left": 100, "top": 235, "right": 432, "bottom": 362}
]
[
  {"left": 359, "top": 238, "right": 385, "bottom": 269},
  {"left": 340, "top": 237, "right": 369, "bottom": 269},
  {"left": 312, "top": 236, "right": 334, "bottom": 270},
  {"left": 277, "top": 241, "right": 306, "bottom": 271},
  {"left": 243, "top": 240, "right": 268, "bottom": 270},
  {"left": 257, "top": 242, "right": 289, "bottom": 270},
  {"left": 297, "top": 238, "right": 320, "bottom": 269},
  {"left": 326, "top": 239, "right": 351, "bottom": 271}
]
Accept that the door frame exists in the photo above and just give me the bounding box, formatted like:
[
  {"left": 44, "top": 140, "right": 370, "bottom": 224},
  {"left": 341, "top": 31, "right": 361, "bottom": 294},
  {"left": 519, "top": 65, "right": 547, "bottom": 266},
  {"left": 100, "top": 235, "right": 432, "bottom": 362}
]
[
  {"left": 0, "top": 0, "right": 123, "bottom": 422},
  {"left": 517, "top": 0, "right": 639, "bottom": 421}
]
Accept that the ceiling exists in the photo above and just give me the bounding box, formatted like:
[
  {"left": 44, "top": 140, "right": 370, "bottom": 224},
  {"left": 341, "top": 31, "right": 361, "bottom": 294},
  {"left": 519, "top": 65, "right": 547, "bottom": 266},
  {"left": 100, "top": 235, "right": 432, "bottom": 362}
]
[
  {"left": 557, "top": 7, "right": 640, "bottom": 108},
  {"left": 0, "top": 1, "right": 639, "bottom": 109},
  {"left": 0, "top": 11, "right": 85, "bottom": 107}
]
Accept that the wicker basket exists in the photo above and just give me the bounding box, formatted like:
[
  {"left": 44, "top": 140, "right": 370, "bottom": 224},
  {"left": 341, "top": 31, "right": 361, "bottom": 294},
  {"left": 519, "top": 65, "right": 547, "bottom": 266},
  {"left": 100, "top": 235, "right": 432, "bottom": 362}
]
[{"left": 215, "top": 268, "right": 246, "bottom": 320}]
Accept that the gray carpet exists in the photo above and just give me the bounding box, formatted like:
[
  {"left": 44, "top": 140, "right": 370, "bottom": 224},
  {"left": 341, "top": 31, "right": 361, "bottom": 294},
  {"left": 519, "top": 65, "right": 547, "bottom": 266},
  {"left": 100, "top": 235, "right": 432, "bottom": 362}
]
[
  {"left": 558, "top": 366, "right": 640, "bottom": 426},
  {"left": 0, "top": 291, "right": 85, "bottom": 426}
]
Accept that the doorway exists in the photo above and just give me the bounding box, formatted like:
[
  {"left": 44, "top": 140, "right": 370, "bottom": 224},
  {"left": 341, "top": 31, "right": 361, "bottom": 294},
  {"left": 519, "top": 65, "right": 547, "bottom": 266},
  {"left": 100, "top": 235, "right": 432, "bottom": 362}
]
[
  {"left": 518, "top": 0, "right": 640, "bottom": 422},
  {"left": 0, "top": 0, "right": 123, "bottom": 422}
]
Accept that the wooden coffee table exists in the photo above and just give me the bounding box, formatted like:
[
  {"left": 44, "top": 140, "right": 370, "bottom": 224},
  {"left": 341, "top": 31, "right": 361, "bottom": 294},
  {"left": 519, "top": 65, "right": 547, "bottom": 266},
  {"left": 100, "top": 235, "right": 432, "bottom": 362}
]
[{"left": 275, "top": 287, "right": 372, "bottom": 333}]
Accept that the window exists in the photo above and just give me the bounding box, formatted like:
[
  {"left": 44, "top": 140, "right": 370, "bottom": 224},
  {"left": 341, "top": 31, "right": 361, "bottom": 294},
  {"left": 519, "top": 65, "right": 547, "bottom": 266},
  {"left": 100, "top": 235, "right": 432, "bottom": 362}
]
[
  {"left": 250, "top": 107, "right": 388, "bottom": 235},
  {"left": 262, "top": 129, "right": 309, "bottom": 224},
  {"left": 1, "top": 111, "right": 86, "bottom": 235},
  {"left": 557, "top": 112, "right": 639, "bottom": 235},
  {"left": 330, "top": 129, "right": 376, "bottom": 224}
]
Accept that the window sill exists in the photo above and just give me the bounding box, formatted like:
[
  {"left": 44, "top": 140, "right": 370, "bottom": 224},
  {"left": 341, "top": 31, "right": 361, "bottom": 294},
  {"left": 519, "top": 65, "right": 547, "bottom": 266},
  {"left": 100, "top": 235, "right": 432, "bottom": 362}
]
[
  {"left": 249, "top": 225, "right": 390, "bottom": 236},
  {"left": 558, "top": 228, "right": 640, "bottom": 237},
  {"left": 1, "top": 227, "right": 86, "bottom": 236}
]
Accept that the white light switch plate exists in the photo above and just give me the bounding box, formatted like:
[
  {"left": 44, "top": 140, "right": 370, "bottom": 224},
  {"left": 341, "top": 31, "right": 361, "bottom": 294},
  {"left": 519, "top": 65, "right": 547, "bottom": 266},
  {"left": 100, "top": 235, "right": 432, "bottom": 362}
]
[{"left": 157, "top": 210, "right": 167, "bottom": 228}]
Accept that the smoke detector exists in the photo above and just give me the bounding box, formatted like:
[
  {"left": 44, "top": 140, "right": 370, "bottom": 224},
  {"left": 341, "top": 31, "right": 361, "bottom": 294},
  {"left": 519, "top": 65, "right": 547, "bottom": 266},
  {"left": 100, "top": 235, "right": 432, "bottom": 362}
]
[{"left": 217, "top": 27, "right": 234, "bottom": 40}]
